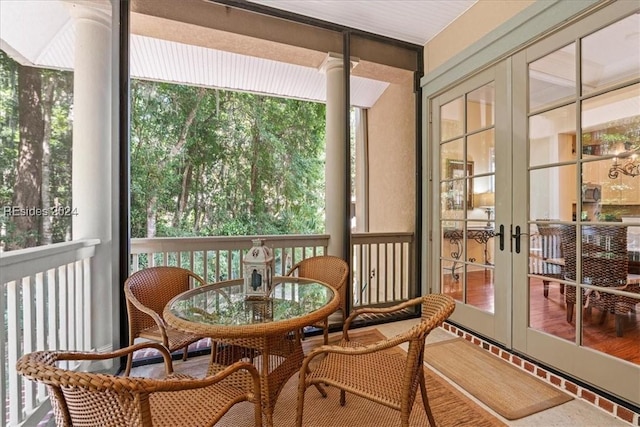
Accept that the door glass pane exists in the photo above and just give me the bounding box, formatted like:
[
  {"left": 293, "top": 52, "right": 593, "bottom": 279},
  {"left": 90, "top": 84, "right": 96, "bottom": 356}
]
[
  {"left": 529, "top": 43, "right": 576, "bottom": 111},
  {"left": 467, "top": 83, "right": 495, "bottom": 132},
  {"left": 528, "top": 222, "right": 576, "bottom": 342},
  {"left": 442, "top": 162, "right": 471, "bottom": 211},
  {"left": 468, "top": 129, "right": 495, "bottom": 174},
  {"left": 573, "top": 225, "right": 639, "bottom": 358},
  {"left": 582, "top": 14, "right": 640, "bottom": 95},
  {"left": 582, "top": 288, "right": 640, "bottom": 359},
  {"left": 440, "top": 181, "right": 463, "bottom": 219},
  {"left": 581, "top": 84, "right": 640, "bottom": 156},
  {"left": 530, "top": 166, "right": 576, "bottom": 222},
  {"left": 442, "top": 221, "right": 465, "bottom": 301},
  {"left": 440, "top": 138, "right": 464, "bottom": 179},
  {"left": 529, "top": 104, "right": 577, "bottom": 167},
  {"left": 470, "top": 176, "right": 494, "bottom": 223},
  {"left": 440, "top": 97, "right": 464, "bottom": 141}
]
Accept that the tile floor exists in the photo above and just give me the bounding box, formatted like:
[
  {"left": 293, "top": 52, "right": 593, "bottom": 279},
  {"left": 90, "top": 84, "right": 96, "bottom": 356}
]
[{"left": 131, "top": 319, "right": 638, "bottom": 427}]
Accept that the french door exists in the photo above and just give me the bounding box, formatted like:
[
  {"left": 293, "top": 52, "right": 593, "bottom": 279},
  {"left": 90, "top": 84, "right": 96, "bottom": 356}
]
[
  {"left": 430, "top": 1, "right": 639, "bottom": 405},
  {"left": 512, "top": 4, "right": 639, "bottom": 405},
  {"left": 432, "top": 63, "right": 512, "bottom": 345}
]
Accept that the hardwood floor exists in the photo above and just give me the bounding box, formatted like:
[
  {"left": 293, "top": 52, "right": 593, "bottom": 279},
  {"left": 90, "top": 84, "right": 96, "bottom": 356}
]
[{"left": 442, "top": 269, "right": 640, "bottom": 364}]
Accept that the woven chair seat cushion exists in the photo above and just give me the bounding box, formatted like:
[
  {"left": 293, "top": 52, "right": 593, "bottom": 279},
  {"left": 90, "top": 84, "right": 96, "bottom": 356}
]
[
  {"left": 138, "top": 325, "right": 203, "bottom": 351},
  {"left": 150, "top": 374, "right": 253, "bottom": 427},
  {"left": 306, "top": 339, "right": 407, "bottom": 410}
]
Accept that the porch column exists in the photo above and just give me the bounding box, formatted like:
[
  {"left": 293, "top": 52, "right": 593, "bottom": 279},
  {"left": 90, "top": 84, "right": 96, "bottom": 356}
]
[
  {"left": 68, "top": 1, "right": 112, "bottom": 351},
  {"left": 321, "top": 53, "right": 355, "bottom": 258}
]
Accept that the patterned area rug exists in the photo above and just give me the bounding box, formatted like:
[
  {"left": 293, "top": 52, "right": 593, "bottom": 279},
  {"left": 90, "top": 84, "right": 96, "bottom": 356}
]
[{"left": 215, "top": 329, "right": 506, "bottom": 426}]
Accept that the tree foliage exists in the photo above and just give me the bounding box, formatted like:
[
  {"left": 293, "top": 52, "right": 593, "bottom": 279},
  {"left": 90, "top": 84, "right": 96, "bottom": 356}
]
[
  {"left": 0, "top": 50, "right": 326, "bottom": 251},
  {"left": 1, "top": 51, "right": 73, "bottom": 250}
]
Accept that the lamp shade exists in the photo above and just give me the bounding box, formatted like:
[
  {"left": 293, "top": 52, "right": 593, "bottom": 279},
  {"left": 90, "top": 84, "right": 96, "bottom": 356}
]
[{"left": 474, "top": 192, "right": 495, "bottom": 208}]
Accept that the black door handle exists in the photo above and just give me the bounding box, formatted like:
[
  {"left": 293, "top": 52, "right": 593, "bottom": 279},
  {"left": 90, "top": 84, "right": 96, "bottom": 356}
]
[
  {"left": 512, "top": 225, "right": 530, "bottom": 254},
  {"left": 494, "top": 224, "right": 505, "bottom": 251}
]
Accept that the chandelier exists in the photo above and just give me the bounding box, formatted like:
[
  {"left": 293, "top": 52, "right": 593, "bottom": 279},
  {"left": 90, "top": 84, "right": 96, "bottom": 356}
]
[{"left": 609, "top": 154, "right": 640, "bottom": 179}]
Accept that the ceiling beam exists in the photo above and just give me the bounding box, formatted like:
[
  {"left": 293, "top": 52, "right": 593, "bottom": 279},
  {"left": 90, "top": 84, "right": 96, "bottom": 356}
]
[{"left": 131, "top": 0, "right": 420, "bottom": 72}]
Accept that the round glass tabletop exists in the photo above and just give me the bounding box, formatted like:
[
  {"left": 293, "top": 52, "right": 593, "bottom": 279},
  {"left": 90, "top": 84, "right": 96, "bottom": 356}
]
[{"left": 164, "top": 277, "right": 338, "bottom": 337}]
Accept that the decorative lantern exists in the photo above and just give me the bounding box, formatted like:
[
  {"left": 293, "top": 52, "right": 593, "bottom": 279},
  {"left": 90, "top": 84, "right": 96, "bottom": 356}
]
[{"left": 243, "top": 239, "right": 274, "bottom": 298}]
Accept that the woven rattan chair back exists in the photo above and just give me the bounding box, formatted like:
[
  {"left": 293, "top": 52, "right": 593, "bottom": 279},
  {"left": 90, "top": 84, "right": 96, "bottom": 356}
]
[
  {"left": 125, "top": 267, "right": 205, "bottom": 332},
  {"left": 16, "top": 342, "right": 262, "bottom": 427},
  {"left": 286, "top": 255, "right": 349, "bottom": 343},
  {"left": 562, "top": 225, "right": 631, "bottom": 329},
  {"left": 124, "top": 266, "right": 207, "bottom": 375},
  {"left": 297, "top": 293, "right": 455, "bottom": 427}
]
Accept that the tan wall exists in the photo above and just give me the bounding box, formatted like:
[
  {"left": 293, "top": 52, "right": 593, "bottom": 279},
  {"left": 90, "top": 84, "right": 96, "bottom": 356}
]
[
  {"left": 367, "top": 76, "right": 416, "bottom": 232},
  {"left": 424, "top": 0, "right": 535, "bottom": 73}
]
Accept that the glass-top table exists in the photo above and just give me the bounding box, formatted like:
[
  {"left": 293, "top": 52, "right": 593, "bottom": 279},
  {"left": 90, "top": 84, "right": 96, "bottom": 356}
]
[{"left": 163, "top": 277, "right": 339, "bottom": 427}]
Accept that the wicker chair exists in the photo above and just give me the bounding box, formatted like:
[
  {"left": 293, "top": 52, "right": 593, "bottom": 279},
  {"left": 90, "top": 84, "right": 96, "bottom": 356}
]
[
  {"left": 296, "top": 294, "right": 456, "bottom": 427},
  {"left": 124, "top": 266, "right": 208, "bottom": 375},
  {"left": 562, "top": 225, "right": 639, "bottom": 336},
  {"left": 286, "top": 255, "right": 349, "bottom": 344},
  {"left": 16, "top": 342, "right": 262, "bottom": 427}
]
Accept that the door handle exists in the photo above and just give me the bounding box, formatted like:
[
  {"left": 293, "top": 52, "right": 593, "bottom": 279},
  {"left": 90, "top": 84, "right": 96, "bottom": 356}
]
[
  {"left": 494, "top": 224, "right": 505, "bottom": 251},
  {"left": 511, "top": 225, "right": 530, "bottom": 254}
]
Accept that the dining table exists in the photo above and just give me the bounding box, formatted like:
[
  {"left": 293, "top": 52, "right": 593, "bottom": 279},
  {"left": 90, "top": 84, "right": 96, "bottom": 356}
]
[{"left": 163, "top": 276, "right": 339, "bottom": 427}]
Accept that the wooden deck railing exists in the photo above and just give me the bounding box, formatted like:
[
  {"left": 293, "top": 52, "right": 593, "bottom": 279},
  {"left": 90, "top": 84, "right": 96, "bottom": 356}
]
[
  {"left": 130, "top": 234, "right": 331, "bottom": 281},
  {"left": 130, "top": 232, "right": 415, "bottom": 309},
  {"left": 351, "top": 232, "right": 414, "bottom": 308},
  {"left": 0, "top": 239, "right": 100, "bottom": 426}
]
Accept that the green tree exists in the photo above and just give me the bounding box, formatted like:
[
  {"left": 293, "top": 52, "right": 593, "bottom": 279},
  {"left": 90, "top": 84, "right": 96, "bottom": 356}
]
[{"left": 130, "top": 80, "right": 326, "bottom": 239}]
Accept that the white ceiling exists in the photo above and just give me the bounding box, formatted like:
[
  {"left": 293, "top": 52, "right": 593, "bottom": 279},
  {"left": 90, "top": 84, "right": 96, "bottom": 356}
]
[
  {"left": 0, "top": 0, "right": 478, "bottom": 107},
  {"left": 245, "top": 0, "right": 477, "bottom": 45}
]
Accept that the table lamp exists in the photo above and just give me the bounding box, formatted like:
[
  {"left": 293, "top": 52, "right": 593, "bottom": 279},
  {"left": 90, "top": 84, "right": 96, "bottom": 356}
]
[{"left": 474, "top": 192, "right": 495, "bottom": 227}]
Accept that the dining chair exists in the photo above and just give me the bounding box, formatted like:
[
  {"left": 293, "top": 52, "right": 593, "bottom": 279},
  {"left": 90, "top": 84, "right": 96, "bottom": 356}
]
[
  {"left": 16, "top": 342, "right": 262, "bottom": 427},
  {"left": 535, "top": 222, "right": 565, "bottom": 298},
  {"left": 124, "top": 266, "right": 208, "bottom": 375},
  {"left": 286, "top": 255, "right": 349, "bottom": 344},
  {"left": 562, "top": 225, "right": 639, "bottom": 336},
  {"left": 296, "top": 293, "right": 456, "bottom": 427}
]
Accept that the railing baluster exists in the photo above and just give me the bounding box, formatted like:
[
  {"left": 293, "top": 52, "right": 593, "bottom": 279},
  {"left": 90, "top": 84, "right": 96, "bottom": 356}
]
[
  {"left": 23, "top": 276, "right": 36, "bottom": 412},
  {"left": 204, "top": 250, "right": 209, "bottom": 283},
  {"left": 7, "top": 280, "right": 21, "bottom": 426},
  {"left": 59, "top": 265, "right": 68, "bottom": 353},
  {"left": 391, "top": 243, "right": 396, "bottom": 300},
  {"left": 75, "top": 260, "right": 84, "bottom": 350},
  {"left": 47, "top": 269, "right": 58, "bottom": 351},
  {"left": 83, "top": 258, "right": 92, "bottom": 350},
  {"left": 67, "top": 263, "right": 76, "bottom": 351},
  {"left": 0, "top": 276, "right": 6, "bottom": 427}
]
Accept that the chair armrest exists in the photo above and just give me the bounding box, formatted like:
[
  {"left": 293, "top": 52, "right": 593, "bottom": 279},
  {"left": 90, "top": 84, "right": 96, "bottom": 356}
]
[
  {"left": 125, "top": 288, "right": 170, "bottom": 342},
  {"left": 36, "top": 342, "right": 175, "bottom": 376},
  {"left": 285, "top": 264, "right": 300, "bottom": 277},
  {"left": 342, "top": 296, "right": 424, "bottom": 338}
]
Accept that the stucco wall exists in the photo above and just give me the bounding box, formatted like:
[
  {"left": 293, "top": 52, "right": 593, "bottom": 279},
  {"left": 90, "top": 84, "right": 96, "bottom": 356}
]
[
  {"left": 424, "top": 0, "right": 535, "bottom": 73},
  {"left": 367, "top": 76, "right": 416, "bottom": 232}
]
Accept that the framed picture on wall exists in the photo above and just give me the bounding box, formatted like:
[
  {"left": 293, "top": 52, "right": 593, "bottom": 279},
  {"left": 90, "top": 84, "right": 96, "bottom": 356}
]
[{"left": 446, "top": 159, "right": 473, "bottom": 210}]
